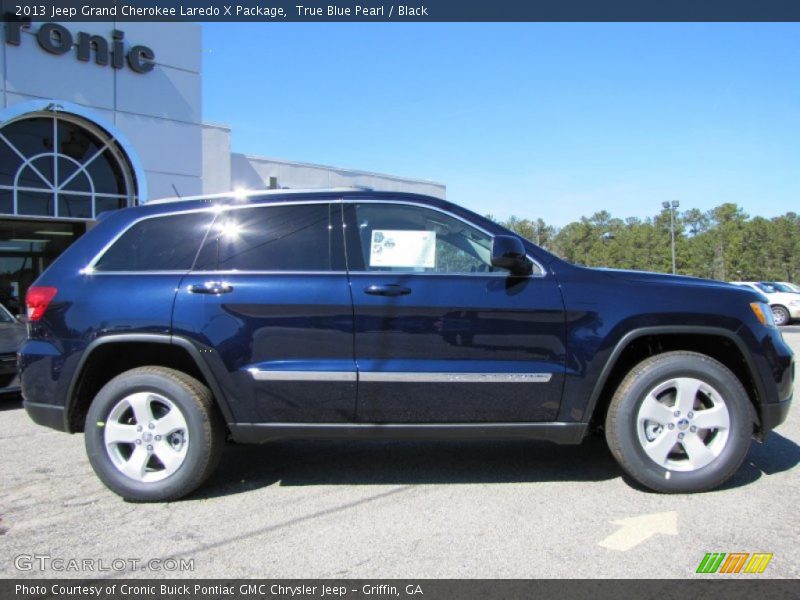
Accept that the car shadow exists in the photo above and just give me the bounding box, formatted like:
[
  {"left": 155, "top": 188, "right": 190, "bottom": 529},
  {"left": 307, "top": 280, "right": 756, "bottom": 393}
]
[
  {"left": 721, "top": 430, "right": 800, "bottom": 489},
  {"left": 197, "top": 435, "right": 621, "bottom": 499},
  {"left": 197, "top": 429, "right": 800, "bottom": 500},
  {"left": 619, "top": 430, "right": 800, "bottom": 493}
]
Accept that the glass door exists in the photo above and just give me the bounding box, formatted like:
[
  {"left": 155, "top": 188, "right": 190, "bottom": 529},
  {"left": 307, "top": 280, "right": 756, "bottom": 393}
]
[{"left": 0, "top": 219, "right": 86, "bottom": 316}]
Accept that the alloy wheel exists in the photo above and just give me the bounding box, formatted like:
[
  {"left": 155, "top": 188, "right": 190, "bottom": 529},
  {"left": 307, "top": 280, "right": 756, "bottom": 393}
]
[
  {"left": 103, "top": 392, "right": 189, "bottom": 483},
  {"left": 636, "top": 377, "right": 730, "bottom": 472}
]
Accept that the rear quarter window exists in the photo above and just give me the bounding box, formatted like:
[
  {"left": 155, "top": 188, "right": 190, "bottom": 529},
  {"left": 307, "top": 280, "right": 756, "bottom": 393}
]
[{"left": 93, "top": 211, "right": 215, "bottom": 272}]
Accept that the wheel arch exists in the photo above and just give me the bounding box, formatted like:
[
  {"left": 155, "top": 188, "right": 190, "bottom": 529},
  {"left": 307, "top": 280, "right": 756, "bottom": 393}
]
[
  {"left": 583, "top": 326, "right": 766, "bottom": 436},
  {"left": 65, "top": 334, "right": 234, "bottom": 433}
]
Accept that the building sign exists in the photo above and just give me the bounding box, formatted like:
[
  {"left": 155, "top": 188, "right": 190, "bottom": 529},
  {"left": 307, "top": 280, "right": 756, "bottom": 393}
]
[{"left": 4, "top": 19, "right": 156, "bottom": 73}]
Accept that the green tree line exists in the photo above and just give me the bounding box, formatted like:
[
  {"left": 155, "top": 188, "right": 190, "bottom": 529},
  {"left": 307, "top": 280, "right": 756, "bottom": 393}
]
[{"left": 492, "top": 203, "right": 800, "bottom": 282}]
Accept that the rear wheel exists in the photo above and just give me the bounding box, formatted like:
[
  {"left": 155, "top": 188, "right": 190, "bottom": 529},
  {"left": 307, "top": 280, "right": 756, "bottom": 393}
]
[
  {"left": 605, "top": 351, "right": 754, "bottom": 493},
  {"left": 85, "top": 367, "right": 224, "bottom": 502}
]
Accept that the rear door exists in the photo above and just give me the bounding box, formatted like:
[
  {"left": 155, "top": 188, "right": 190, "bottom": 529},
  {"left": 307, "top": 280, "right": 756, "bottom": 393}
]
[
  {"left": 344, "top": 200, "right": 566, "bottom": 423},
  {"left": 172, "top": 200, "right": 356, "bottom": 424}
]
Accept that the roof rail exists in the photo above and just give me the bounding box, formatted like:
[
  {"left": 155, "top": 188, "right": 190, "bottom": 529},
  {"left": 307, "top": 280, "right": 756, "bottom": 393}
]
[{"left": 147, "top": 186, "right": 374, "bottom": 205}]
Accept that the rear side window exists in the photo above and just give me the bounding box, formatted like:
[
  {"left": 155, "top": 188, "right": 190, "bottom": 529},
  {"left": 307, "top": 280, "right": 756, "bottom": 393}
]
[
  {"left": 93, "top": 212, "right": 215, "bottom": 272},
  {"left": 193, "top": 203, "right": 335, "bottom": 271}
]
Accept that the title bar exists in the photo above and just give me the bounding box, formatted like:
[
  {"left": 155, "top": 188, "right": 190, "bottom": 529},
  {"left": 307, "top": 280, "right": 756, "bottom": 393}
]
[{"left": 4, "top": 0, "right": 800, "bottom": 22}]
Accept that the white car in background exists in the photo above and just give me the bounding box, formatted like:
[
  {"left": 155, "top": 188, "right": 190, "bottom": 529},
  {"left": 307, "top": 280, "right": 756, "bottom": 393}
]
[{"left": 730, "top": 281, "right": 800, "bottom": 326}]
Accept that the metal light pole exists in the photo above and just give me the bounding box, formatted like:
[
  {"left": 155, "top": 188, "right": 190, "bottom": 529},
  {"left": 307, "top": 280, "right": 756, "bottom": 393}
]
[{"left": 662, "top": 200, "right": 679, "bottom": 274}]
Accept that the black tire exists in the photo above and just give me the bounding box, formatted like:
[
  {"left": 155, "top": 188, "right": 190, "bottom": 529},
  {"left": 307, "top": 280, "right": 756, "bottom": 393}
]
[
  {"left": 771, "top": 305, "right": 790, "bottom": 326},
  {"left": 605, "top": 351, "right": 754, "bottom": 493},
  {"left": 85, "top": 367, "right": 225, "bottom": 502}
]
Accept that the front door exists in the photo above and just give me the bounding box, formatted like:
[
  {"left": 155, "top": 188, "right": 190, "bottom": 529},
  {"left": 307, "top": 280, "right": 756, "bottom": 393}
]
[
  {"left": 172, "top": 201, "right": 356, "bottom": 424},
  {"left": 344, "top": 200, "right": 566, "bottom": 423}
]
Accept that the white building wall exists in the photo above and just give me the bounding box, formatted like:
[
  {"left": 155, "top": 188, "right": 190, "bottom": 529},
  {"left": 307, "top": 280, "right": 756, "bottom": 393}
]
[
  {"left": 201, "top": 123, "right": 232, "bottom": 194},
  {"left": 231, "top": 153, "right": 446, "bottom": 199},
  {"left": 1, "top": 21, "right": 204, "bottom": 201}
]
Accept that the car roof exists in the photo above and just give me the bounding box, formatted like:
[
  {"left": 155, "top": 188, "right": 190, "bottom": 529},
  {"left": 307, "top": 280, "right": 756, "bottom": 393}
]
[{"left": 147, "top": 188, "right": 446, "bottom": 207}]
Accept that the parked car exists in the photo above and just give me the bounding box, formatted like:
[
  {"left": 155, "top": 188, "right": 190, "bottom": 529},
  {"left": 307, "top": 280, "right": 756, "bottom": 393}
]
[
  {"left": 21, "top": 190, "right": 793, "bottom": 501},
  {"left": 730, "top": 281, "right": 800, "bottom": 326},
  {"left": 0, "top": 302, "right": 25, "bottom": 398}
]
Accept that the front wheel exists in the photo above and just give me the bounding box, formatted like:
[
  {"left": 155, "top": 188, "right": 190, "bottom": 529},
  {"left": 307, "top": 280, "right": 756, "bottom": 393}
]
[
  {"left": 85, "top": 367, "right": 225, "bottom": 502},
  {"left": 771, "top": 305, "right": 790, "bottom": 326},
  {"left": 605, "top": 351, "right": 754, "bottom": 493}
]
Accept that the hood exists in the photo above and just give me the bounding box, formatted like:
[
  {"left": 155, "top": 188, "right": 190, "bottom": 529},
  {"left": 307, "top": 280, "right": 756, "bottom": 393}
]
[
  {"left": 590, "top": 267, "right": 765, "bottom": 300},
  {"left": 595, "top": 267, "right": 735, "bottom": 287}
]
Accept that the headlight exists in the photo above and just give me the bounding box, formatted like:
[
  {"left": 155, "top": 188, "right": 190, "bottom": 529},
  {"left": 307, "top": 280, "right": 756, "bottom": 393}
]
[{"left": 750, "top": 302, "right": 776, "bottom": 328}]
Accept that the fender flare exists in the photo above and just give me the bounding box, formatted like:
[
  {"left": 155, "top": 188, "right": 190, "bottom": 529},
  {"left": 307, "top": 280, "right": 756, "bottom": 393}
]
[
  {"left": 581, "top": 325, "right": 766, "bottom": 424},
  {"left": 65, "top": 333, "right": 234, "bottom": 431}
]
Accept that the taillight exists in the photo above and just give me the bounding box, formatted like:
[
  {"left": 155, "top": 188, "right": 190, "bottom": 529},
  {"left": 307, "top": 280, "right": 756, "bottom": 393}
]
[{"left": 26, "top": 286, "right": 57, "bottom": 321}]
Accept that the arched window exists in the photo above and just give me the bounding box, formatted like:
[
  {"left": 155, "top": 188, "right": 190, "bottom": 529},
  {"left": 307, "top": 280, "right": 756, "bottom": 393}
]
[{"left": 0, "top": 112, "right": 136, "bottom": 219}]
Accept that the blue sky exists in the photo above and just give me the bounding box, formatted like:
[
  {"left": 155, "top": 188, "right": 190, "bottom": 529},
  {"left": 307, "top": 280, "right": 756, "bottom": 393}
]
[{"left": 202, "top": 23, "right": 800, "bottom": 226}]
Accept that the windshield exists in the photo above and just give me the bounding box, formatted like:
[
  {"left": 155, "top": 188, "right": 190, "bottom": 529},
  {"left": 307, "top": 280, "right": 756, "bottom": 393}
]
[{"left": 763, "top": 282, "right": 795, "bottom": 293}]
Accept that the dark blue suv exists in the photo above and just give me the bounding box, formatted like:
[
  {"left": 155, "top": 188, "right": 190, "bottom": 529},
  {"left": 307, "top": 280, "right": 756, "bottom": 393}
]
[{"left": 20, "top": 190, "right": 793, "bottom": 501}]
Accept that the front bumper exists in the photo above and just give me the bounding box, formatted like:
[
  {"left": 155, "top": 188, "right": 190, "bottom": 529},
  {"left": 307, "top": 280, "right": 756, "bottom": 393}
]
[
  {"left": 24, "top": 400, "right": 67, "bottom": 432},
  {"left": 759, "top": 395, "right": 792, "bottom": 437}
]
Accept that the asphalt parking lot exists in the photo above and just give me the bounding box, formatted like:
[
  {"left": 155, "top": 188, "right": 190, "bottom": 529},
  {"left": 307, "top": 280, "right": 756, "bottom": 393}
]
[{"left": 1, "top": 335, "right": 798, "bottom": 580}]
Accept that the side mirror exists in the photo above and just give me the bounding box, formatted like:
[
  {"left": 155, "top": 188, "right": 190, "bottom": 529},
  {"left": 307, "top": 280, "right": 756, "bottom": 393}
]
[{"left": 491, "top": 235, "right": 533, "bottom": 276}]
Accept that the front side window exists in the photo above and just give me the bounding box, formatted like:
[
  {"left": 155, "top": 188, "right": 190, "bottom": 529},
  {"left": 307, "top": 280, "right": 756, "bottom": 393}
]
[
  {"left": 93, "top": 211, "right": 214, "bottom": 272},
  {"left": 193, "top": 203, "right": 335, "bottom": 272},
  {"left": 346, "top": 203, "right": 502, "bottom": 274}
]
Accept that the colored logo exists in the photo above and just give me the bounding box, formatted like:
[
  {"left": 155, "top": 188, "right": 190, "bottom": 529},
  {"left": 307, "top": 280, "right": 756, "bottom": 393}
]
[{"left": 696, "top": 552, "right": 773, "bottom": 574}]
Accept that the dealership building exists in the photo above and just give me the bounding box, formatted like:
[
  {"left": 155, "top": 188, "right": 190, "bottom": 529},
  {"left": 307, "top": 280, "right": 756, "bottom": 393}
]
[{"left": 0, "top": 21, "right": 444, "bottom": 310}]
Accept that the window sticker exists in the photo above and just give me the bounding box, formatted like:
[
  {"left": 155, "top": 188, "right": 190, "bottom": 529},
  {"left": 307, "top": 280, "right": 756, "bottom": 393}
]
[{"left": 369, "top": 230, "right": 436, "bottom": 268}]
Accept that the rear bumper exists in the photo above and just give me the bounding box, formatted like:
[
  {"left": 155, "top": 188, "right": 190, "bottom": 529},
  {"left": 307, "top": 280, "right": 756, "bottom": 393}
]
[
  {"left": 24, "top": 400, "right": 67, "bottom": 432},
  {"left": 759, "top": 395, "right": 792, "bottom": 437}
]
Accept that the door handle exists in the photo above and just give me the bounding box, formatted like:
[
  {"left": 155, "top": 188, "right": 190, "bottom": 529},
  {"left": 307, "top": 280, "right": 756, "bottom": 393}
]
[
  {"left": 187, "top": 282, "right": 234, "bottom": 295},
  {"left": 364, "top": 284, "right": 412, "bottom": 297}
]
